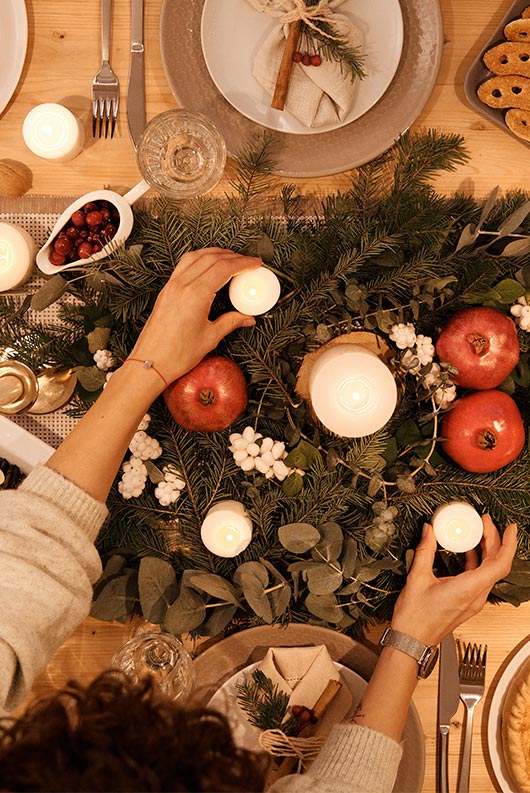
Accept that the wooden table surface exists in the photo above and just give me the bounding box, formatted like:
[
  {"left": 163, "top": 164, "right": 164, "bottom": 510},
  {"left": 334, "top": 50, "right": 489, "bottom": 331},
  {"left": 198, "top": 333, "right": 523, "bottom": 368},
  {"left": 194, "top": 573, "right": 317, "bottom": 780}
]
[{"left": 3, "top": 1, "right": 530, "bottom": 791}]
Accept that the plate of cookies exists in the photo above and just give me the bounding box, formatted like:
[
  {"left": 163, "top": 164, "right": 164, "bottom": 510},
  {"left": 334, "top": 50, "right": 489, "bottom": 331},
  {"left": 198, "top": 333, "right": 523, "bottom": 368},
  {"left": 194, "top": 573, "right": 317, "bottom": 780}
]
[
  {"left": 487, "top": 635, "right": 530, "bottom": 792},
  {"left": 465, "top": 0, "right": 530, "bottom": 147}
]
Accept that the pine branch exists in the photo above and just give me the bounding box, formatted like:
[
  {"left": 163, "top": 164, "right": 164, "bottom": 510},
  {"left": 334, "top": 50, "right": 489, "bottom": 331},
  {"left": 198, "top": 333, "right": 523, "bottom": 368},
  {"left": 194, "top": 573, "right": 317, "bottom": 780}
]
[{"left": 236, "top": 670, "right": 298, "bottom": 734}]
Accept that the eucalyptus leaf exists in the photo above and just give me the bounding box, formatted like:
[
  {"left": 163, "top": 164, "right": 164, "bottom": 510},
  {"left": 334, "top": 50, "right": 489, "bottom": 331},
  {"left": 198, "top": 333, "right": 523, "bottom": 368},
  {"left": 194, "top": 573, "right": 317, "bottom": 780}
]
[
  {"left": 269, "top": 582, "right": 291, "bottom": 618},
  {"left": 305, "top": 593, "right": 342, "bottom": 623},
  {"left": 493, "top": 279, "right": 526, "bottom": 304},
  {"left": 163, "top": 586, "right": 206, "bottom": 634},
  {"left": 30, "top": 274, "right": 68, "bottom": 311},
  {"left": 278, "top": 522, "right": 320, "bottom": 553},
  {"left": 144, "top": 460, "right": 166, "bottom": 484},
  {"left": 75, "top": 365, "right": 107, "bottom": 391},
  {"left": 314, "top": 522, "right": 344, "bottom": 561},
  {"left": 90, "top": 573, "right": 136, "bottom": 621},
  {"left": 138, "top": 556, "right": 178, "bottom": 623},
  {"left": 202, "top": 603, "right": 238, "bottom": 636},
  {"left": 341, "top": 537, "right": 358, "bottom": 579},
  {"left": 306, "top": 564, "right": 343, "bottom": 595},
  {"left": 233, "top": 561, "right": 273, "bottom": 623},
  {"left": 87, "top": 326, "right": 111, "bottom": 353},
  {"left": 494, "top": 200, "right": 530, "bottom": 241},
  {"left": 281, "top": 471, "right": 304, "bottom": 496},
  {"left": 189, "top": 573, "right": 240, "bottom": 605},
  {"left": 496, "top": 237, "right": 530, "bottom": 258}
]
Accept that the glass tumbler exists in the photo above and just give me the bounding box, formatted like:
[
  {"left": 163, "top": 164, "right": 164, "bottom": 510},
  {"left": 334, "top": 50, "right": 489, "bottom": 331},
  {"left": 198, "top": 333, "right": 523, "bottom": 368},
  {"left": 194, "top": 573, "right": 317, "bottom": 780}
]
[
  {"left": 110, "top": 631, "right": 195, "bottom": 702},
  {"left": 136, "top": 109, "right": 226, "bottom": 199}
]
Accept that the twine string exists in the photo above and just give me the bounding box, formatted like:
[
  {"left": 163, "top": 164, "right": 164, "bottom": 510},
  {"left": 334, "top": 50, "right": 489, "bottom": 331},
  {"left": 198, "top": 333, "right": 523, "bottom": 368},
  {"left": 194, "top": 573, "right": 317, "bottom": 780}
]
[
  {"left": 248, "top": 0, "right": 344, "bottom": 39},
  {"left": 258, "top": 728, "right": 325, "bottom": 771}
]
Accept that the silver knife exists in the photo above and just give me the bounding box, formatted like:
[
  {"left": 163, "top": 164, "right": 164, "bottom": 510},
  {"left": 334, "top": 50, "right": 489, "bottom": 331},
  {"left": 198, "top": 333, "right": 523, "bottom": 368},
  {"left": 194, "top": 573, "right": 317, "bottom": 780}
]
[
  {"left": 437, "top": 633, "right": 460, "bottom": 793},
  {"left": 127, "top": 0, "right": 145, "bottom": 149}
]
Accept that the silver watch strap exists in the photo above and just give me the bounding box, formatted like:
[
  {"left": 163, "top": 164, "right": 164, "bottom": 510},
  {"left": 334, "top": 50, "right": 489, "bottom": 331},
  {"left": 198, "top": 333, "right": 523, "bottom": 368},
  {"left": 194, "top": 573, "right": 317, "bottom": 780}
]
[{"left": 380, "top": 626, "right": 427, "bottom": 662}]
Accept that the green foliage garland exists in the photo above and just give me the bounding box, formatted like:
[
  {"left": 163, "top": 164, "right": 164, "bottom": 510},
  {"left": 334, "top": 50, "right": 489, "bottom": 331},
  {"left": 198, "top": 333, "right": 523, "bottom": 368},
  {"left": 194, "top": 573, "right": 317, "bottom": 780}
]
[{"left": 3, "top": 130, "right": 530, "bottom": 640}]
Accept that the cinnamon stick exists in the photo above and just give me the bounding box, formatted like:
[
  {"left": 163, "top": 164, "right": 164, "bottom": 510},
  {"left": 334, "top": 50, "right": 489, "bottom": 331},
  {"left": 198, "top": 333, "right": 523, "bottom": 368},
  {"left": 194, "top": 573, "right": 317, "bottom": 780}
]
[
  {"left": 273, "top": 678, "right": 343, "bottom": 778},
  {"left": 271, "top": 20, "right": 301, "bottom": 111}
]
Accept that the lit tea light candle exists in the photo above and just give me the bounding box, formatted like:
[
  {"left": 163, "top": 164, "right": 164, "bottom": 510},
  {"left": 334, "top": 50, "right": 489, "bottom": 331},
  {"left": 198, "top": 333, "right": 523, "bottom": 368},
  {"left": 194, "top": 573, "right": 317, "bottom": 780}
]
[
  {"left": 229, "top": 266, "right": 281, "bottom": 315},
  {"left": 309, "top": 343, "right": 397, "bottom": 437},
  {"left": 432, "top": 501, "right": 483, "bottom": 553},
  {"left": 0, "top": 222, "right": 36, "bottom": 292},
  {"left": 200, "top": 500, "right": 253, "bottom": 557},
  {"left": 22, "top": 103, "right": 84, "bottom": 162}
]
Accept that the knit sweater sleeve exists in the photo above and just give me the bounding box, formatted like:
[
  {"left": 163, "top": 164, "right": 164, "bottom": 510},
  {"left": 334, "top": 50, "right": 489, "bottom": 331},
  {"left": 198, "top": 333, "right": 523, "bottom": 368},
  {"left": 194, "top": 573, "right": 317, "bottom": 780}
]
[
  {"left": 267, "top": 723, "right": 403, "bottom": 793},
  {"left": 0, "top": 465, "right": 107, "bottom": 712}
]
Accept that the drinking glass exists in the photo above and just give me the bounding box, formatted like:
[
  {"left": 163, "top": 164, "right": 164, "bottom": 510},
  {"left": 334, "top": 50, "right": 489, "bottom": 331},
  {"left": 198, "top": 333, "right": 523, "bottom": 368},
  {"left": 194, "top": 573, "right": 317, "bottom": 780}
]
[
  {"left": 136, "top": 109, "right": 226, "bottom": 199},
  {"left": 110, "top": 631, "right": 195, "bottom": 702}
]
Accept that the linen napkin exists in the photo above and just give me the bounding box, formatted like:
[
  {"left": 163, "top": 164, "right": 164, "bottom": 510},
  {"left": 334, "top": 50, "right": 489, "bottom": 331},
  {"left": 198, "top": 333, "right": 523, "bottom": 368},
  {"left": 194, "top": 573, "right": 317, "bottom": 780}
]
[
  {"left": 248, "top": 0, "right": 363, "bottom": 128},
  {"left": 255, "top": 644, "right": 353, "bottom": 737}
]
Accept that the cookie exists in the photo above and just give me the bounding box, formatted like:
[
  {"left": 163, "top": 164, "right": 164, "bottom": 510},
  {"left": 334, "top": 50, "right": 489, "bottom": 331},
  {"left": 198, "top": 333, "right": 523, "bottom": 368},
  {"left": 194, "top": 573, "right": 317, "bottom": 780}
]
[
  {"left": 506, "top": 108, "right": 530, "bottom": 140},
  {"left": 483, "top": 42, "right": 530, "bottom": 76},
  {"left": 502, "top": 658, "right": 530, "bottom": 793},
  {"left": 505, "top": 18, "right": 530, "bottom": 41},
  {"left": 477, "top": 75, "right": 530, "bottom": 109}
]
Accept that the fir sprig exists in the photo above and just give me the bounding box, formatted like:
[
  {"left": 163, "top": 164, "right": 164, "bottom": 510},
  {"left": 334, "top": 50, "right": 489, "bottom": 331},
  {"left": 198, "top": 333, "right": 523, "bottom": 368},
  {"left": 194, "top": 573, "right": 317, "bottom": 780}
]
[{"left": 236, "top": 670, "right": 298, "bottom": 735}]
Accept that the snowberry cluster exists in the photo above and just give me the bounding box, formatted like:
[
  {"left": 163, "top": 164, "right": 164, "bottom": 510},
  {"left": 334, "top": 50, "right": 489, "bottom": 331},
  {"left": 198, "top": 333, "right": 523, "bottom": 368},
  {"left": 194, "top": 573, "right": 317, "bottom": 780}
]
[
  {"left": 510, "top": 296, "right": 530, "bottom": 330},
  {"left": 118, "top": 414, "right": 160, "bottom": 499},
  {"left": 229, "top": 426, "right": 301, "bottom": 482},
  {"left": 154, "top": 467, "right": 186, "bottom": 506},
  {"left": 128, "top": 430, "right": 162, "bottom": 461},
  {"left": 390, "top": 322, "right": 456, "bottom": 408},
  {"left": 93, "top": 348, "right": 117, "bottom": 371}
]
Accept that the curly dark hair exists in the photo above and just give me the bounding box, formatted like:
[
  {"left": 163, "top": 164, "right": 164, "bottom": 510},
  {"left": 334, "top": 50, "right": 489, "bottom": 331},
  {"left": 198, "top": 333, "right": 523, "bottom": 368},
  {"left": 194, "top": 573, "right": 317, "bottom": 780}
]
[{"left": 0, "top": 671, "right": 268, "bottom": 792}]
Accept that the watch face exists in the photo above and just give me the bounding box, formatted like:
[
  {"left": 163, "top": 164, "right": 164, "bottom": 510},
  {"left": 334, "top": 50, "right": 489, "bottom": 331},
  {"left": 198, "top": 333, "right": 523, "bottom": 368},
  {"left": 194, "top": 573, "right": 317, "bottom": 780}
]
[{"left": 419, "top": 646, "right": 439, "bottom": 679}]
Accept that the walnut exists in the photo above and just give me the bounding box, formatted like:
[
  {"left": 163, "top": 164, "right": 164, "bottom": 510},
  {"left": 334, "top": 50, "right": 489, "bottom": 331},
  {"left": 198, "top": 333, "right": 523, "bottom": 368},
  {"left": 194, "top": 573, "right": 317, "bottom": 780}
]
[{"left": 0, "top": 159, "right": 32, "bottom": 197}]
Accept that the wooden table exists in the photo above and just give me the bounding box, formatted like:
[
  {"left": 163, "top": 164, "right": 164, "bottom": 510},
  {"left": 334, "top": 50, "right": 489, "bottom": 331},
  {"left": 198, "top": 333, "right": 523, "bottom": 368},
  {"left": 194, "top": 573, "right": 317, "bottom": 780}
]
[{"left": 3, "top": 2, "right": 530, "bottom": 791}]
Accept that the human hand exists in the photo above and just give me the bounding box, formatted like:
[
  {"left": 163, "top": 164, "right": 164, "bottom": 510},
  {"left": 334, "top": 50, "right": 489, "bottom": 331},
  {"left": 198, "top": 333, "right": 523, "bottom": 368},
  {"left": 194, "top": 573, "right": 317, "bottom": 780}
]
[
  {"left": 128, "top": 248, "right": 262, "bottom": 389},
  {"left": 391, "top": 515, "right": 517, "bottom": 646}
]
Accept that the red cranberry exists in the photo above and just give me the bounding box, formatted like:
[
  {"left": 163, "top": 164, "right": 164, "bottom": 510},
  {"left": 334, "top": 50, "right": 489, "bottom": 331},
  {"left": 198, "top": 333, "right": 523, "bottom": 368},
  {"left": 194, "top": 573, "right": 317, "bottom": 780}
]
[
  {"left": 54, "top": 236, "right": 74, "bottom": 255},
  {"left": 102, "top": 223, "right": 117, "bottom": 240},
  {"left": 92, "top": 242, "right": 103, "bottom": 253},
  {"left": 100, "top": 207, "right": 111, "bottom": 221},
  {"left": 310, "top": 54, "right": 322, "bottom": 66},
  {"left": 49, "top": 251, "right": 66, "bottom": 266},
  {"left": 71, "top": 210, "right": 86, "bottom": 227},
  {"left": 302, "top": 53, "right": 311, "bottom": 66},
  {"left": 82, "top": 201, "right": 99, "bottom": 213},
  {"left": 86, "top": 210, "right": 104, "bottom": 226},
  {"left": 65, "top": 226, "right": 79, "bottom": 239},
  {"left": 292, "top": 51, "right": 303, "bottom": 63},
  {"left": 77, "top": 242, "right": 94, "bottom": 258}
]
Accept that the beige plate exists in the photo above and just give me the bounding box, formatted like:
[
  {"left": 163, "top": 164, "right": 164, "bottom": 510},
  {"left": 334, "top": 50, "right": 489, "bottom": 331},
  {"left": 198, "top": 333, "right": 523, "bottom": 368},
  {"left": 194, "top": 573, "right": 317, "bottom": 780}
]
[
  {"left": 192, "top": 623, "right": 425, "bottom": 792},
  {"left": 160, "top": 0, "right": 443, "bottom": 177},
  {"left": 27, "top": 368, "right": 77, "bottom": 415}
]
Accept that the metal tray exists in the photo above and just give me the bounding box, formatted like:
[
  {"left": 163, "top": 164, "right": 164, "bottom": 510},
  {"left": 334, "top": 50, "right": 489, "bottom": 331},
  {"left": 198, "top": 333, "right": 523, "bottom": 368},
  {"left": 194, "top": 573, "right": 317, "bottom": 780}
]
[{"left": 464, "top": 0, "right": 530, "bottom": 148}]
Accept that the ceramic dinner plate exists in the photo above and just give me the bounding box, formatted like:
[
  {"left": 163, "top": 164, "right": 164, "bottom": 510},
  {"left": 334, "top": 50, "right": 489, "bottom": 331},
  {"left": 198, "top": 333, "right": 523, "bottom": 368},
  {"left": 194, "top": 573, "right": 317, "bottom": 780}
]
[
  {"left": 160, "top": 0, "right": 443, "bottom": 177},
  {"left": 0, "top": 0, "right": 28, "bottom": 116},
  {"left": 487, "top": 635, "right": 530, "bottom": 793},
  {"left": 200, "top": 0, "right": 403, "bottom": 135},
  {"left": 192, "top": 623, "right": 425, "bottom": 792},
  {"left": 208, "top": 660, "right": 363, "bottom": 749}
]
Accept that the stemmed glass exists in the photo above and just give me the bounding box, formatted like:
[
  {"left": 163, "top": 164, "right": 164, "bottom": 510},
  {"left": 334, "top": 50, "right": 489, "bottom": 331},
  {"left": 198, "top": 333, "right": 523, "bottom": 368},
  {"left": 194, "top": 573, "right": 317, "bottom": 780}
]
[{"left": 110, "top": 630, "right": 195, "bottom": 702}]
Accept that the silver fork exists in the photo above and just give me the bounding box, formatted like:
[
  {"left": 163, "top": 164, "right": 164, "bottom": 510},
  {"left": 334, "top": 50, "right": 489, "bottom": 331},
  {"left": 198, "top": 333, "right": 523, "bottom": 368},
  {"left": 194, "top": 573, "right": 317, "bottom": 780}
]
[
  {"left": 92, "top": 0, "right": 119, "bottom": 138},
  {"left": 457, "top": 642, "right": 487, "bottom": 793}
]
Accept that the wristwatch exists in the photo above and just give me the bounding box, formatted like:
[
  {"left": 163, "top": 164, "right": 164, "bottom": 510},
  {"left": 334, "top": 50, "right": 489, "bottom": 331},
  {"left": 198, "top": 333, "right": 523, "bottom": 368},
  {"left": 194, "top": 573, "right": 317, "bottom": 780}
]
[{"left": 379, "top": 627, "right": 439, "bottom": 679}]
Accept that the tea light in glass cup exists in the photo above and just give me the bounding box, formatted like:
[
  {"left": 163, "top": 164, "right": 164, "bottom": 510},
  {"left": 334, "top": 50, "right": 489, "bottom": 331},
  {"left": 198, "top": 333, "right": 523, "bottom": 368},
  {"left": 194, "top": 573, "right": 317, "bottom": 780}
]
[
  {"left": 309, "top": 343, "right": 397, "bottom": 437},
  {"left": 431, "top": 502, "right": 483, "bottom": 553},
  {"left": 0, "top": 222, "right": 36, "bottom": 291},
  {"left": 200, "top": 500, "right": 252, "bottom": 557},
  {"left": 22, "top": 103, "right": 84, "bottom": 162},
  {"left": 229, "top": 266, "right": 281, "bottom": 315}
]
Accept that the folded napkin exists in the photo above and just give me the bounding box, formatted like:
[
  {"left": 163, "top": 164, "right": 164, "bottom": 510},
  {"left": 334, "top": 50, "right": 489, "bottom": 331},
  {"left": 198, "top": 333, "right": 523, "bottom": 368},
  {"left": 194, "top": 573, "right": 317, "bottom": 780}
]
[
  {"left": 255, "top": 644, "right": 353, "bottom": 737},
  {"left": 248, "top": 0, "right": 363, "bottom": 128}
]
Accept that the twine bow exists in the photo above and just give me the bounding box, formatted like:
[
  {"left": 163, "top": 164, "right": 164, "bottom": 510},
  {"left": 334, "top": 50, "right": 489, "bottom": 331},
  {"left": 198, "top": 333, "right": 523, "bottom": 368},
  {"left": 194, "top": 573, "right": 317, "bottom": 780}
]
[
  {"left": 258, "top": 728, "right": 325, "bottom": 771},
  {"left": 249, "top": 0, "right": 344, "bottom": 39}
]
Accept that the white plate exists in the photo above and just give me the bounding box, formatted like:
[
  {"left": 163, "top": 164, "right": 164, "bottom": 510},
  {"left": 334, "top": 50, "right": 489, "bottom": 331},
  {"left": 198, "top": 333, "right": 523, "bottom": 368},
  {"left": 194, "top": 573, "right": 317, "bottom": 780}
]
[
  {"left": 0, "top": 0, "right": 28, "bottom": 117},
  {"left": 200, "top": 0, "right": 403, "bottom": 135},
  {"left": 0, "top": 416, "right": 54, "bottom": 473},
  {"left": 207, "top": 660, "right": 364, "bottom": 750},
  {"left": 487, "top": 636, "right": 530, "bottom": 793}
]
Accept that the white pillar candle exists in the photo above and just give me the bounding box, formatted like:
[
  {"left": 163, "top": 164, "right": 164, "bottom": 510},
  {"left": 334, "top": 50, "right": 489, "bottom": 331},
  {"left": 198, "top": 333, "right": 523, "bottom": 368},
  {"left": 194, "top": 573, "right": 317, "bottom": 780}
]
[
  {"left": 229, "top": 266, "right": 281, "bottom": 315},
  {"left": 309, "top": 343, "right": 397, "bottom": 437},
  {"left": 22, "top": 103, "right": 84, "bottom": 162},
  {"left": 200, "top": 500, "right": 252, "bottom": 557},
  {"left": 0, "top": 222, "right": 36, "bottom": 291},
  {"left": 432, "top": 502, "right": 483, "bottom": 553}
]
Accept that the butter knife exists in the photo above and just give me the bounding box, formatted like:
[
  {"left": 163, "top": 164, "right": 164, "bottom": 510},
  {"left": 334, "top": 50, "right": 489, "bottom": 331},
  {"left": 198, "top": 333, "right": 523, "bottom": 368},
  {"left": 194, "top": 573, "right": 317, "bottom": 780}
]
[
  {"left": 127, "top": 0, "right": 145, "bottom": 149},
  {"left": 437, "top": 633, "right": 460, "bottom": 793}
]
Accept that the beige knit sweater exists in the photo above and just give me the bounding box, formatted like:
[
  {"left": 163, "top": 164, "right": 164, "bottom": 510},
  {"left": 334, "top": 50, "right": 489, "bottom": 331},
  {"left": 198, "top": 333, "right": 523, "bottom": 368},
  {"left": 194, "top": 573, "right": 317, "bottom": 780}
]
[{"left": 0, "top": 465, "right": 403, "bottom": 792}]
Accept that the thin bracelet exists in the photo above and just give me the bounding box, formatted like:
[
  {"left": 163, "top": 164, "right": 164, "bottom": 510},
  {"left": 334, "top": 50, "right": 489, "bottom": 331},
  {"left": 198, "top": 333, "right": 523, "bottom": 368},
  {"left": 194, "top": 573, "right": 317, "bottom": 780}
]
[{"left": 121, "top": 357, "right": 169, "bottom": 388}]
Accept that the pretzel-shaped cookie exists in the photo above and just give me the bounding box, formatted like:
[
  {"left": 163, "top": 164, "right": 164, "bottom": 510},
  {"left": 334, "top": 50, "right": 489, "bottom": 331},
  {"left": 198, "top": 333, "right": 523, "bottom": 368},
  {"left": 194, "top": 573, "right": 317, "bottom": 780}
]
[
  {"left": 477, "top": 75, "right": 530, "bottom": 108},
  {"left": 505, "top": 18, "right": 530, "bottom": 41},
  {"left": 506, "top": 108, "right": 530, "bottom": 140},
  {"left": 483, "top": 42, "right": 530, "bottom": 76}
]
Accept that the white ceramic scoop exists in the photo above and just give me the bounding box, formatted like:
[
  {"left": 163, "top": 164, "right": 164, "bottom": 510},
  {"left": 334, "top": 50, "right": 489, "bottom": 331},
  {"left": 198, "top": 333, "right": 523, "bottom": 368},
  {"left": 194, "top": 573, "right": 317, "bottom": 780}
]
[{"left": 36, "top": 179, "right": 151, "bottom": 275}]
